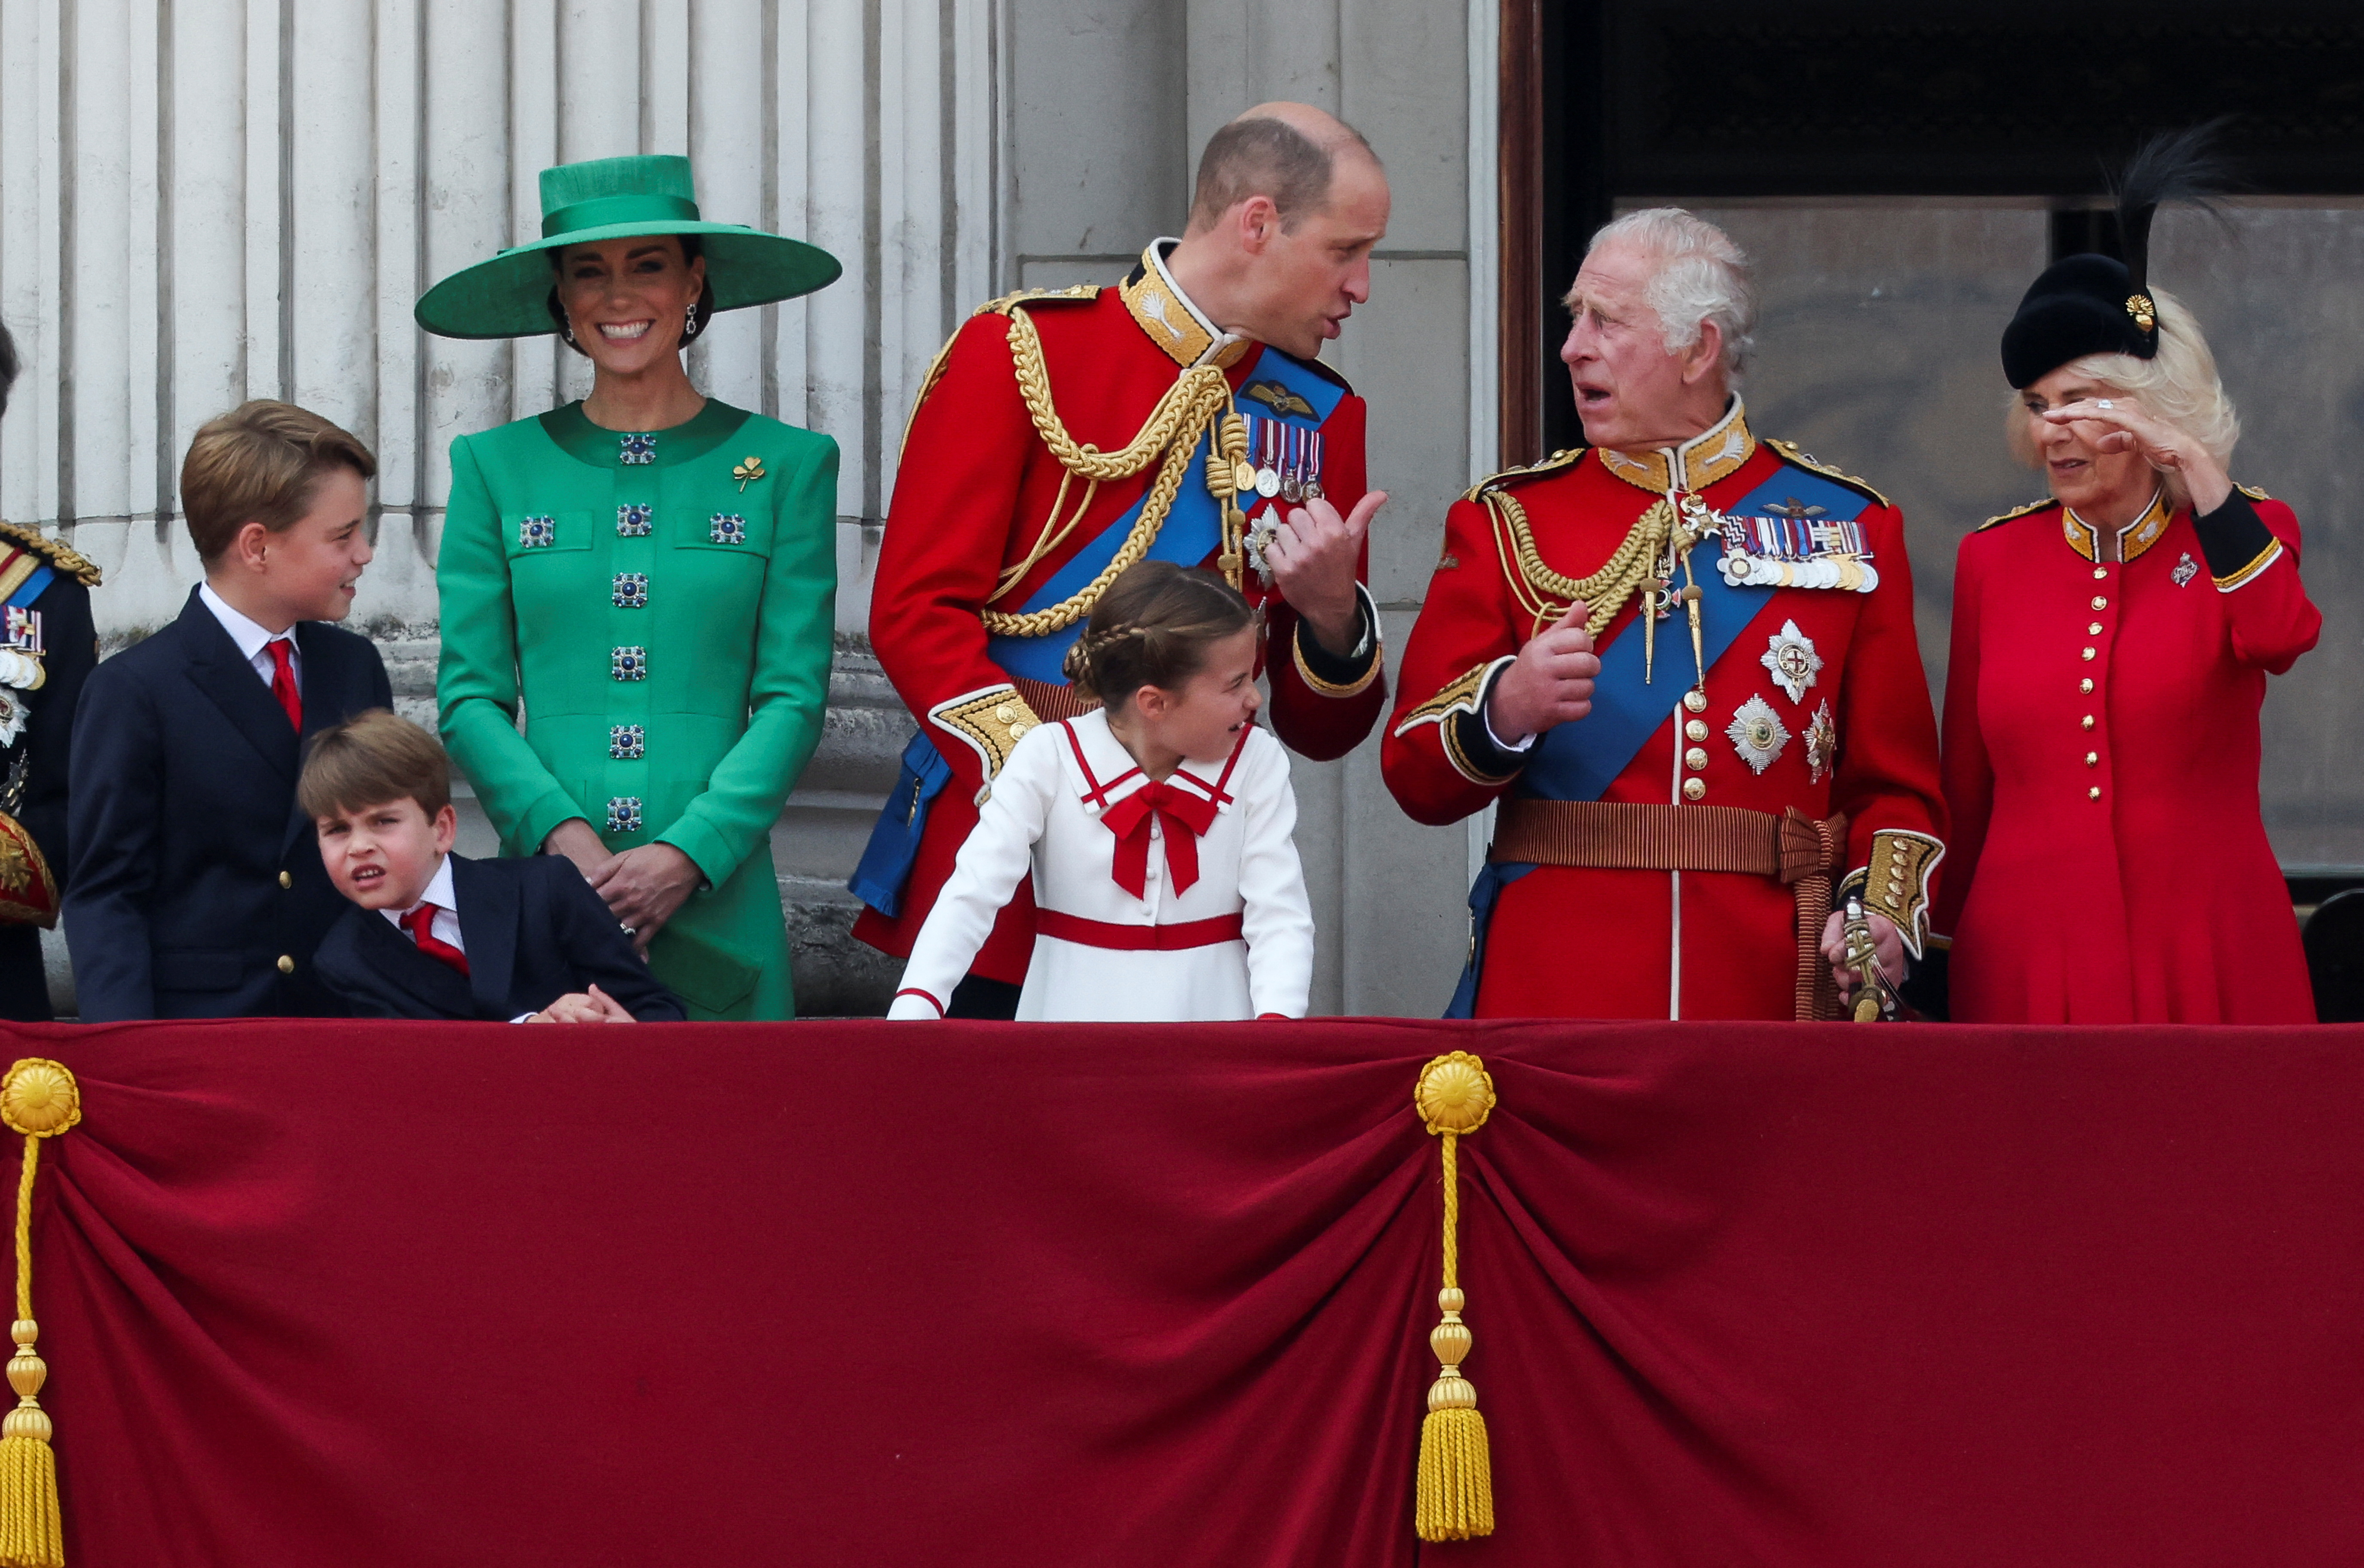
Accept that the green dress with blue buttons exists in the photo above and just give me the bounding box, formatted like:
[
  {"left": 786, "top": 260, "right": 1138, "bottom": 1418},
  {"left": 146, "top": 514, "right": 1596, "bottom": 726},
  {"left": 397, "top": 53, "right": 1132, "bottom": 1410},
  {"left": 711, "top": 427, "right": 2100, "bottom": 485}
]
[{"left": 437, "top": 398, "right": 837, "bottom": 1020}]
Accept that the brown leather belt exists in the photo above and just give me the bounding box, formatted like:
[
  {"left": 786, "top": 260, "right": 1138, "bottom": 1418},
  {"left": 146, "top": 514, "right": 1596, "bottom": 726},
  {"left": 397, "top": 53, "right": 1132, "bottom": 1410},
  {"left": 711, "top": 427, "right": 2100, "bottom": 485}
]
[
  {"left": 1490, "top": 798, "right": 1849, "bottom": 1021},
  {"left": 1011, "top": 676, "right": 1099, "bottom": 723}
]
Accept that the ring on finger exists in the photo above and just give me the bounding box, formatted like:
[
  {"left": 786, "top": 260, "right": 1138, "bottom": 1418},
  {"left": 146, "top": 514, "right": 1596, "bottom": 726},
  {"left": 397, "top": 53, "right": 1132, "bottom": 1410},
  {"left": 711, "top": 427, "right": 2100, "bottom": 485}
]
[{"left": 2095, "top": 398, "right": 2114, "bottom": 410}]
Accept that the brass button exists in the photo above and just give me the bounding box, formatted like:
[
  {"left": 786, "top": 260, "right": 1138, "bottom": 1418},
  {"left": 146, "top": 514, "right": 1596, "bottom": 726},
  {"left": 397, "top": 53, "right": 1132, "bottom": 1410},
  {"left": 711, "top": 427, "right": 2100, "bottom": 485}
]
[
  {"left": 2091, "top": 597, "right": 2107, "bottom": 610},
  {"left": 2085, "top": 751, "right": 2099, "bottom": 767},
  {"left": 1007, "top": 720, "right": 1032, "bottom": 741},
  {"left": 1684, "top": 746, "right": 1709, "bottom": 771},
  {"left": 2087, "top": 621, "right": 2104, "bottom": 636},
  {"left": 2081, "top": 715, "right": 2095, "bottom": 730},
  {"left": 2088, "top": 786, "right": 2102, "bottom": 801},
  {"left": 2079, "top": 677, "right": 2095, "bottom": 693},
  {"left": 1682, "top": 777, "right": 1706, "bottom": 801},
  {"left": 1684, "top": 719, "right": 1710, "bottom": 743},
  {"left": 276, "top": 955, "right": 295, "bottom": 974},
  {"left": 2081, "top": 647, "right": 2096, "bottom": 661},
  {"left": 1682, "top": 690, "right": 1708, "bottom": 714},
  {"left": 278, "top": 870, "right": 293, "bottom": 888},
  {"left": 993, "top": 702, "right": 1017, "bottom": 724},
  {"left": 2093, "top": 567, "right": 2108, "bottom": 580}
]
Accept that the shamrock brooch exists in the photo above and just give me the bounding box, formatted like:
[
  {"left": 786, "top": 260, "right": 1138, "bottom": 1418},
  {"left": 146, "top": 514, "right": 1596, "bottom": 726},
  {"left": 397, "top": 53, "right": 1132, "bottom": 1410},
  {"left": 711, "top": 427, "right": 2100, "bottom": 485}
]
[{"left": 732, "top": 455, "right": 766, "bottom": 492}]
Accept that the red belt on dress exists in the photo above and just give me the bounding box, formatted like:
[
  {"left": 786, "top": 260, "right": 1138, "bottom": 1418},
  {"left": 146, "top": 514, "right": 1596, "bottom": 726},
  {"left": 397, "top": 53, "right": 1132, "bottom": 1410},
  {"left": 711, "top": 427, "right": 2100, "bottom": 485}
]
[{"left": 1035, "top": 909, "right": 1245, "bottom": 951}]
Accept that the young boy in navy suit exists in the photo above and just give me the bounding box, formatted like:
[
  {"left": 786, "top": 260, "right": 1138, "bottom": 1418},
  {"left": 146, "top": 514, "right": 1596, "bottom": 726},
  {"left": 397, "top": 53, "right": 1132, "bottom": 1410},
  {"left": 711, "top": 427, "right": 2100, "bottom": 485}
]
[
  {"left": 65, "top": 401, "right": 393, "bottom": 1018},
  {"left": 302, "top": 711, "right": 682, "bottom": 1022}
]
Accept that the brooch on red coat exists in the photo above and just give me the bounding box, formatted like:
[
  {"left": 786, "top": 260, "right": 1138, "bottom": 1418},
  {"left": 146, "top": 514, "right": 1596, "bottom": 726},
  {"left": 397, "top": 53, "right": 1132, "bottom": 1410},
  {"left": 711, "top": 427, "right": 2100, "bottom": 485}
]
[
  {"left": 1761, "top": 620, "right": 1822, "bottom": 703},
  {"left": 1726, "top": 694, "right": 1790, "bottom": 775},
  {"left": 1805, "top": 701, "right": 1837, "bottom": 784},
  {"left": 2172, "top": 552, "right": 2199, "bottom": 587}
]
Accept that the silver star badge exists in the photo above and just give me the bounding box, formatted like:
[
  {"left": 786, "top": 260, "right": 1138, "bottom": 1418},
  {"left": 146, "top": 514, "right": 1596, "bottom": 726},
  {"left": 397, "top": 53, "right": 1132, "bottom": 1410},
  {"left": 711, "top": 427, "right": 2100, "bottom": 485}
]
[
  {"left": 1726, "top": 694, "right": 1790, "bottom": 775},
  {"left": 1760, "top": 619, "right": 1822, "bottom": 703},
  {"left": 2172, "top": 551, "right": 2199, "bottom": 587},
  {"left": 1806, "top": 700, "right": 1837, "bottom": 784}
]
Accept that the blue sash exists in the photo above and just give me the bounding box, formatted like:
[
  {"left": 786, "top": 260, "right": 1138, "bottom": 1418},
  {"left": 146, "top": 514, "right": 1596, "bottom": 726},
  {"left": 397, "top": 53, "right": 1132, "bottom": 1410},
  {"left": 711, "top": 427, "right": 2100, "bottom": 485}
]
[
  {"left": 6, "top": 567, "right": 52, "bottom": 611},
  {"left": 848, "top": 732, "right": 954, "bottom": 918},
  {"left": 1443, "top": 460, "right": 1872, "bottom": 1016},
  {"left": 1516, "top": 466, "right": 1871, "bottom": 803},
  {"left": 985, "top": 346, "right": 1345, "bottom": 683}
]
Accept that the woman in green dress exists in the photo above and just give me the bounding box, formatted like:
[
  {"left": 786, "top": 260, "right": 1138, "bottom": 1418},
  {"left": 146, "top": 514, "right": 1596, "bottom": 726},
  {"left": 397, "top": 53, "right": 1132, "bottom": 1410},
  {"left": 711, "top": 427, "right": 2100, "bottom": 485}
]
[{"left": 417, "top": 155, "right": 841, "bottom": 1019}]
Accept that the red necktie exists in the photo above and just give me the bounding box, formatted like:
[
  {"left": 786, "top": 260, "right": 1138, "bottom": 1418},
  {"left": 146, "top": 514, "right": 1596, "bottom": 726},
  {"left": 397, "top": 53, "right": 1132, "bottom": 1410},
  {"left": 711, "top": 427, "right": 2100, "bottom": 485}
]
[
  {"left": 264, "top": 638, "right": 301, "bottom": 731},
  {"left": 399, "top": 903, "right": 470, "bottom": 976},
  {"left": 1097, "top": 781, "right": 1219, "bottom": 900}
]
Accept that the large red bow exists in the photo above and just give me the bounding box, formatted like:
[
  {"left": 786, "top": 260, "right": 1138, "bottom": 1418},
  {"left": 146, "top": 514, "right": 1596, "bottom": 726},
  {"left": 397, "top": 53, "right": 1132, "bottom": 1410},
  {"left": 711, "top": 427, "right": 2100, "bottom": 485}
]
[{"left": 1098, "top": 781, "right": 1219, "bottom": 900}]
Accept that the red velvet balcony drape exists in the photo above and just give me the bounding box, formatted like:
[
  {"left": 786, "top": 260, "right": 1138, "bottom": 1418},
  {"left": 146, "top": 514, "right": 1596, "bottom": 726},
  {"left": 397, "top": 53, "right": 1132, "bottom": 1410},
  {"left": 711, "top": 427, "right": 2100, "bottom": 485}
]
[{"left": 15, "top": 1018, "right": 2364, "bottom": 1566}]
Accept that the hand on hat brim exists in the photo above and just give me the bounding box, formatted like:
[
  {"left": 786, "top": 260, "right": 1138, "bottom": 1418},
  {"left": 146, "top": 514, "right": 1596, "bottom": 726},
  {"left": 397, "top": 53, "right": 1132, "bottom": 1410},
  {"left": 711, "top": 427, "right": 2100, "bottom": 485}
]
[{"left": 2042, "top": 400, "right": 2230, "bottom": 513}]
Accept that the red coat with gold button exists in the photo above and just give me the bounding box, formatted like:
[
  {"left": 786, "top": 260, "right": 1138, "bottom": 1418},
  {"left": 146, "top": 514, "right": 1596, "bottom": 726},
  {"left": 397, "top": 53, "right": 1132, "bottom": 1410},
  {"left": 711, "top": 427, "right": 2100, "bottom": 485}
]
[
  {"left": 853, "top": 245, "right": 1387, "bottom": 984},
  {"left": 1931, "top": 490, "right": 2320, "bottom": 1023},
  {"left": 1381, "top": 405, "right": 1946, "bottom": 1020}
]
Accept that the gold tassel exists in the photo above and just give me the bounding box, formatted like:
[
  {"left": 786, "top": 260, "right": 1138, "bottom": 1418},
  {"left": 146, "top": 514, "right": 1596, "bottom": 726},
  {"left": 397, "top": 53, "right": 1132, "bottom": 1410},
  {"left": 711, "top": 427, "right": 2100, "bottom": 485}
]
[
  {"left": 0, "top": 1060, "right": 79, "bottom": 1568},
  {"left": 1413, "top": 1052, "right": 1497, "bottom": 1543}
]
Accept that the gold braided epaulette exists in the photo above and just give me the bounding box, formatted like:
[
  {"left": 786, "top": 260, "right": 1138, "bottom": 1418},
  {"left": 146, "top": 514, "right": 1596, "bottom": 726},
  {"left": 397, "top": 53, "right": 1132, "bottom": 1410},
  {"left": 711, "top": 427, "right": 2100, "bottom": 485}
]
[
  {"left": 2236, "top": 483, "right": 2273, "bottom": 503},
  {"left": 1462, "top": 448, "right": 1585, "bottom": 504},
  {"left": 1974, "top": 498, "right": 2054, "bottom": 533},
  {"left": 1763, "top": 439, "right": 1891, "bottom": 510},
  {"left": 0, "top": 521, "right": 101, "bottom": 588},
  {"left": 976, "top": 285, "right": 1101, "bottom": 318}
]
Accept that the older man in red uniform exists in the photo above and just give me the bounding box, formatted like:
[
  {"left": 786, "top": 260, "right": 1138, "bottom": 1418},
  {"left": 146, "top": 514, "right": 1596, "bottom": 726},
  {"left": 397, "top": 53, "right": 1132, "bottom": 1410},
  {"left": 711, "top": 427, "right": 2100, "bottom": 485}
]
[
  {"left": 853, "top": 104, "right": 1391, "bottom": 1015},
  {"left": 1383, "top": 209, "right": 1945, "bottom": 1020}
]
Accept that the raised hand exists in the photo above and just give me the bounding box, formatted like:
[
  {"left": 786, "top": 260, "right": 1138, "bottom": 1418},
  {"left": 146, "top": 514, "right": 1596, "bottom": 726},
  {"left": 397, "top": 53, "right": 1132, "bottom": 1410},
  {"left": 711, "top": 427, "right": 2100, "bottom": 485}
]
[
  {"left": 1484, "top": 601, "right": 1598, "bottom": 743},
  {"left": 1266, "top": 489, "right": 1387, "bottom": 655},
  {"left": 2042, "top": 397, "right": 2231, "bottom": 513}
]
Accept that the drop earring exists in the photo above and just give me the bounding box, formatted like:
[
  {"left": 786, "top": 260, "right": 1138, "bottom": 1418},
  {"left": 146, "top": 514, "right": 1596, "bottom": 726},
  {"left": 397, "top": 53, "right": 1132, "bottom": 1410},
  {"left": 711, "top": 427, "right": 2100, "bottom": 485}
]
[{"left": 684, "top": 302, "right": 698, "bottom": 342}]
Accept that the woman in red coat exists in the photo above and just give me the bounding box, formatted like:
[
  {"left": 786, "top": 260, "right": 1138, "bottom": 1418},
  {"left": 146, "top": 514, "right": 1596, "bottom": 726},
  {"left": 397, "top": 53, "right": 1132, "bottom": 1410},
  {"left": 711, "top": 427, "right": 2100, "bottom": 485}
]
[{"left": 1932, "top": 157, "right": 2321, "bottom": 1023}]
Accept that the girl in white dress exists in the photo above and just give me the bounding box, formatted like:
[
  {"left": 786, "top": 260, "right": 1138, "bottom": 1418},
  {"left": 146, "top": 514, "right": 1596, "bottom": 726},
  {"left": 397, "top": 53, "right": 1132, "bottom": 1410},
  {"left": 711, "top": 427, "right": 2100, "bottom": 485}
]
[{"left": 886, "top": 563, "right": 1314, "bottom": 1022}]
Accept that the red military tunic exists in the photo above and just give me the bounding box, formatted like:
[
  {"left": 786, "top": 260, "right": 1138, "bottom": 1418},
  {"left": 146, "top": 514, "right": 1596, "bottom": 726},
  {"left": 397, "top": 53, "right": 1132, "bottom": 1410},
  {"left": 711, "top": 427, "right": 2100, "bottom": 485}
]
[
  {"left": 1381, "top": 401, "right": 1945, "bottom": 1020},
  {"left": 1932, "top": 487, "right": 2320, "bottom": 1023},
  {"left": 854, "top": 242, "right": 1387, "bottom": 982}
]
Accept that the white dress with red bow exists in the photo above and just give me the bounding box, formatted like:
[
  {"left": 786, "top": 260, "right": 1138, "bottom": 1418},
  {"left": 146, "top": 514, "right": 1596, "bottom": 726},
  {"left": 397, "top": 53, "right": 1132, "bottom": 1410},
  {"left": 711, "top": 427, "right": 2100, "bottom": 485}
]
[{"left": 885, "top": 708, "right": 1314, "bottom": 1021}]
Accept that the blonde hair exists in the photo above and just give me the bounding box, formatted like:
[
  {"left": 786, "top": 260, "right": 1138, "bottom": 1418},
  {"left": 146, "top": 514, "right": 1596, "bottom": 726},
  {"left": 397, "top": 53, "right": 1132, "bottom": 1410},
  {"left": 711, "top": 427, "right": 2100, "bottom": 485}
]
[
  {"left": 2004, "top": 286, "right": 2239, "bottom": 509},
  {"left": 1571, "top": 208, "right": 1758, "bottom": 377}
]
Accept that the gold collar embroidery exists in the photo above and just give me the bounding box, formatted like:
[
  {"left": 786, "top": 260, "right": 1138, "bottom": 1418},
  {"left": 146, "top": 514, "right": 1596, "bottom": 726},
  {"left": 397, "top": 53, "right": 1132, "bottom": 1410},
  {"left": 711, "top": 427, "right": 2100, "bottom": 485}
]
[
  {"left": 1594, "top": 398, "right": 1757, "bottom": 496},
  {"left": 2062, "top": 490, "right": 2171, "bottom": 564},
  {"left": 1120, "top": 240, "right": 1253, "bottom": 371}
]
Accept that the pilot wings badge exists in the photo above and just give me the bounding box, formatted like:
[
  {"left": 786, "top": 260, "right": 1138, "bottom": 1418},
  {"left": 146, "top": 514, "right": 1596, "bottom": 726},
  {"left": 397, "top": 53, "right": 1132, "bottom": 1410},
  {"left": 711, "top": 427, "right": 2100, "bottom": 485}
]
[{"left": 1242, "top": 380, "right": 1317, "bottom": 420}]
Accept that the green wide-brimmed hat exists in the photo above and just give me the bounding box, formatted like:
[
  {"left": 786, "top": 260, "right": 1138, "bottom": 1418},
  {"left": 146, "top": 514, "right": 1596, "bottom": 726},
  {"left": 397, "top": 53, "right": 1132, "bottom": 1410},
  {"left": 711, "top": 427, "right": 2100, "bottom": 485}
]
[{"left": 415, "top": 154, "right": 841, "bottom": 340}]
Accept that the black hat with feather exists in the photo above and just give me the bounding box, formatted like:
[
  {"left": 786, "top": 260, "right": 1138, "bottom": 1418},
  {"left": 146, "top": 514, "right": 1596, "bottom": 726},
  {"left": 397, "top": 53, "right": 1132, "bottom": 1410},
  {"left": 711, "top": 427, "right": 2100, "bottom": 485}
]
[{"left": 2000, "top": 124, "right": 2236, "bottom": 389}]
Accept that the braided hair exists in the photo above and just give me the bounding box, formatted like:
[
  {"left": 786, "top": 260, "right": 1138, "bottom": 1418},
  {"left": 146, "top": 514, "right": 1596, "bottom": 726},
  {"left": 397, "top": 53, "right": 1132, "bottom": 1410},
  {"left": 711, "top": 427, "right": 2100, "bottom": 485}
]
[{"left": 1061, "top": 561, "right": 1259, "bottom": 707}]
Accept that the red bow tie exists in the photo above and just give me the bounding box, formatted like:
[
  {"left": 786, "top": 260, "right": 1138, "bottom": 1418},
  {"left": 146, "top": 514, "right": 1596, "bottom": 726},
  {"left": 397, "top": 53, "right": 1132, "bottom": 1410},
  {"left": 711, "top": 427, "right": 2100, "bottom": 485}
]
[{"left": 1098, "top": 781, "right": 1219, "bottom": 900}]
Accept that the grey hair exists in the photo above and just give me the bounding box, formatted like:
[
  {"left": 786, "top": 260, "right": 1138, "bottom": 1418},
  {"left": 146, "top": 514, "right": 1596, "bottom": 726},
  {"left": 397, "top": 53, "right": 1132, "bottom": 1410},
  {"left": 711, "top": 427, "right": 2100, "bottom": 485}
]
[
  {"left": 2003, "top": 286, "right": 2239, "bottom": 510},
  {"left": 1577, "top": 208, "right": 1758, "bottom": 377}
]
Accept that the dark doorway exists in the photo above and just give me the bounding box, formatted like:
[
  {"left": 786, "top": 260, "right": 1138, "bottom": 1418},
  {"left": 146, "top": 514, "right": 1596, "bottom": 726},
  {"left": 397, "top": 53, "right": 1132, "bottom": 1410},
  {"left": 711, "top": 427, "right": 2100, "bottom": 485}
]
[{"left": 1507, "top": 0, "right": 2364, "bottom": 464}]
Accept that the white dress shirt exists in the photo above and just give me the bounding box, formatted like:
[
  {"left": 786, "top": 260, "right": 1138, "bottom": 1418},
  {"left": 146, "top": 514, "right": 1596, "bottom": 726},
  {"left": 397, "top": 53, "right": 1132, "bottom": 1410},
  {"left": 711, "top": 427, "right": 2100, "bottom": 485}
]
[
  {"left": 379, "top": 854, "right": 465, "bottom": 952},
  {"left": 198, "top": 582, "right": 301, "bottom": 693}
]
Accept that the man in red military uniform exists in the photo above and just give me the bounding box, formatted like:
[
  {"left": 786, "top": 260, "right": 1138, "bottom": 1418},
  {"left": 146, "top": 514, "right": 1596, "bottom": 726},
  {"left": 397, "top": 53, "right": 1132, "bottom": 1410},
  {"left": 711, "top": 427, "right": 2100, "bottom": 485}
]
[
  {"left": 1383, "top": 208, "right": 1945, "bottom": 1020},
  {"left": 854, "top": 104, "right": 1391, "bottom": 1015}
]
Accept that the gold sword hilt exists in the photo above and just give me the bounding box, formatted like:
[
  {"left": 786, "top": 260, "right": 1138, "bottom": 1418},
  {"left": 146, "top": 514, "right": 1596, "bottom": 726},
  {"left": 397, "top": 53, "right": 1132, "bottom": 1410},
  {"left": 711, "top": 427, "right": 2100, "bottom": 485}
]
[{"left": 1841, "top": 895, "right": 1901, "bottom": 1023}]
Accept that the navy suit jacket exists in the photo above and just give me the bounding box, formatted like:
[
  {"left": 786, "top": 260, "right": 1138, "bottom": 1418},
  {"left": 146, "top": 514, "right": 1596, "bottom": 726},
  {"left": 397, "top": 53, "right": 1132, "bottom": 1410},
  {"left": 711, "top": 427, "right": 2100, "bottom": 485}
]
[
  {"left": 310, "top": 852, "right": 684, "bottom": 1022},
  {"left": 64, "top": 587, "right": 392, "bottom": 1019}
]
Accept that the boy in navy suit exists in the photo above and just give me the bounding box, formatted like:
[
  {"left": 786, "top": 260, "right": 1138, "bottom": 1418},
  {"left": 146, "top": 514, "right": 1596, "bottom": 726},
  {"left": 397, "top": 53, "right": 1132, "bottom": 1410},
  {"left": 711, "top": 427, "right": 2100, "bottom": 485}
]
[
  {"left": 66, "top": 401, "right": 393, "bottom": 1018},
  {"left": 303, "top": 711, "right": 682, "bottom": 1022}
]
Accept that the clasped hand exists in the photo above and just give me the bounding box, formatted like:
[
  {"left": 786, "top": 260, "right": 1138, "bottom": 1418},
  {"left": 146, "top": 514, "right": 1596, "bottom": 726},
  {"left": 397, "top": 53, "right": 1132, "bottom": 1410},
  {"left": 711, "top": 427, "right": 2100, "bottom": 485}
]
[
  {"left": 1817, "top": 909, "right": 1905, "bottom": 1003},
  {"left": 1485, "top": 600, "right": 1599, "bottom": 744},
  {"left": 527, "top": 983, "right": 638, "bottom": 1025},
  {"left": 542, "top": 818, "right": 702, "bottom": 954}
]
